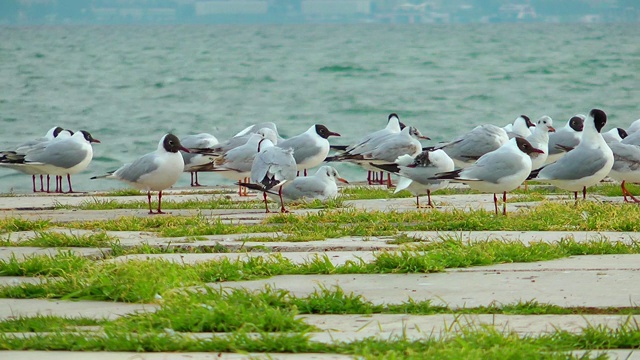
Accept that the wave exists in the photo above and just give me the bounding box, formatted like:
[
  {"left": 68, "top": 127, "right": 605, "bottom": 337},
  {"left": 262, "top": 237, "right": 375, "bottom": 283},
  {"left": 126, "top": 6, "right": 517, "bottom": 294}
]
[{"left": 318, "top": 64, "right": 372, "bottom": 73}]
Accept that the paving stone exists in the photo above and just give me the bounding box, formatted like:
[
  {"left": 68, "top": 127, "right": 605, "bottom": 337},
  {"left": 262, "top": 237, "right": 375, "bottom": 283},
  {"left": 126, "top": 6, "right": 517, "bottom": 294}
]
[
  {"left": 0, "top": 246, "right": 108, "bottom": 261},
  {"left": 0, "top": 276, "right": 56, "bottom": 287},
  {"left": 212, "top": 255, "right": 640, "bottom": 308},
  {"left": 301, "top": 314, "right": 640, "bottom": 341},
  {"left": 0, "top": 299, "right": 158, "bottom": 320},
  {"left": 0, "top": 351, "right": 352, "bottom": 360}
]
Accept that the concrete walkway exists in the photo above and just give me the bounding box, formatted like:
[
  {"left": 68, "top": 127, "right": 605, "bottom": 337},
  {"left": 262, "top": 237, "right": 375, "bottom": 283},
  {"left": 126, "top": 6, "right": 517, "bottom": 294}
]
[{"left": 0, "top": 188, "right": 639, "bottom": 359}]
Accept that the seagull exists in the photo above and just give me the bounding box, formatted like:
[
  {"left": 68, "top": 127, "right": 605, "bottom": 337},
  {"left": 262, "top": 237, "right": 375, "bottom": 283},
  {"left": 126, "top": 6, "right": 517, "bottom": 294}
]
[
  {"left": 602, "top": 128, "right": 628, "bottom": 143},
  {"left": 91, "top": 133, "right": 188, "bottom": 214},
  {"left": 239, "top": 138, "right": 297, "bottom": 213},
  {"left": 277, "top": 124, "right": 340, "bottom": 176},
  {"left": 326, "top": 125, "right": 426, "bottom": 186},
  {"left": 330, "top": 113, "right": 403, "bottom": 185},
  {"left": 531, "top": 109, "right": 614, "bottom": 200},
  {"left": 626, "top": 119, "right": 640, "bottom": 135},
  {"left": 197, "top": 122, "right": 280, "bottom": 156},
  {"left": 261, "top": 165, "right": 348, "bottom": 202},
  {"left": 190, "top": 128, "right": 278, "bottom": 196},
  {"left": 1, "top": 130, "right": 100, "bottom": 193},
  {"left": 180, "top": 133, "right": 218, "bottom": 187},
  {"left": 0, "top": 126, "right": 67, "bottom": 192},
  {"left": 432, "top": 137, "right": 544, "bottom": 215},
  {"left": 604, "top": 133, "right": 640, "bottom": 202},
  {"left": 545, "top": 114, "right": 585, "bottom": 164},
  {"left": 525, "top": 116, "right": 556, "bottom": 170},
  {"left": 371, "top": 149, "right": 454, "bottom": 208},
  {"left": 435, "top": 124, "right": 509, "bottom": 169},
  {"left": 503, "top": 115, "right": 534, "bottom": 139}
]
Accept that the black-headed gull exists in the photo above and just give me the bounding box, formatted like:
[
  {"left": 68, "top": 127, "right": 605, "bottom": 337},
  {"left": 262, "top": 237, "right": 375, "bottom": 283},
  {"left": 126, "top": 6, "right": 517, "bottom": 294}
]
[
  {"left": 525, "top": 116, "right": 555, "bottom": 171},
  {"left": 545, "top": 115, "right": 584, "bottom": 164},
  {"left": 1, "top": 130, "right": 100, "bottom": 193},
  {"left": 435, "top": 124, "right": 509, "bottom": 169},
  {"left": 602, "top": 128, "right": 628, "bottom": 143},
  {"left": 277, "top": 124, "right": 340, "bottom": 176},
  {"left": 604, "top": 132, "right": 640, "bottom": 202},
  {"left": 0, "top": 126, "right": 67, "bottom": 192},
  {"left": 503, "top": 115, "right": 534, "bottom": 139},
  {"left": 91, "top": 133, "right": 188, "bottom": 214},
  {"left": 531, "top": 109, "right": 613, "bottom": 200},
  {"left": 190, "top": 128, "right": 278, "bottom": 196},
  {"left": 240, "top": 138, "right": 297, "bottom": 213},
  {"left": 432, "top": 137, "right": 544, "bottom": 215},
  {"left": 271, "top": 165, "right": 348, "bottom": 202},
  {"left": 327, "top": 125, "right": 426, "bottom": 186},
  {"left": 372, "top": 149, "right": 454, "bottom": 208},
  {"left": 180, "top": 133, "right": 219, "bottom": 187}
]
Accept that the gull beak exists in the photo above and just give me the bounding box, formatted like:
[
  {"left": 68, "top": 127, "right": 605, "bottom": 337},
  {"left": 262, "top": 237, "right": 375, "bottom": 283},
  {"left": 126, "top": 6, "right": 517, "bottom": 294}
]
[
  {"left": 548, "top": 126, "right": 556, "bottom": 132},
  {"left": 533, "top": 148, "right": 545, "bottom": 154},
  {"left": 338, "top": 177, "right": 349, "bottom": 184},
  {"left": 181, "top": 146, "right": 191, "bottom": 153},
  {"left": 91, "top": 139, "right": 101, "bottom": 144},
  {"left": 329, "top": 131, "right": 341, "bottom": 137},
  {"left": 419, "top": 135, "right": 431, "bottom": 140}
]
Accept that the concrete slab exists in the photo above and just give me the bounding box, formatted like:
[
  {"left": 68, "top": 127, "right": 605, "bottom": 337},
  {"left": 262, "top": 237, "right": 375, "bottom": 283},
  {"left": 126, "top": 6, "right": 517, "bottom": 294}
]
[
  {"left": 0, "top": 352, "right": 352, "bottom": 360},
  {"left": 112, "top": 251, "right": 377, "bottom": 267},
  {"left": 0, "top": 246, "right": 108, "bottom": 261},
  {"left": 0, "top": 276, "right": 55, "bottom": 287},
  {"left": 0, "top": 299, "right": 158, "bottom": 320},
  {"left": 301, "top": 314, "right": 640, "bottom": 341},
  {"left": 405, "top": 230, "right": 640, "bottom": 245},
  {"left": 212, "top": 255, "right": 640, "bottom": 308}
]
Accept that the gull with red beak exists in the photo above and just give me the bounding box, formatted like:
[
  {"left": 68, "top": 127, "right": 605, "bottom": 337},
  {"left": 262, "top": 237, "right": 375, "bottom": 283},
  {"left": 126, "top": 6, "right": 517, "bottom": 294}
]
[{"left": 91, "top": 133, "right": 189, "bottom": 214}]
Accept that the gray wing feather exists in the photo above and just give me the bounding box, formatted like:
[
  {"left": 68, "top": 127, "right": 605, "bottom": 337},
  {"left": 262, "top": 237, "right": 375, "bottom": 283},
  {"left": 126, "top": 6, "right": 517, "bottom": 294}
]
[
  {"left": 609, "top": 142, "right": 640, "bottom": 172},
  {"left": 539, "top": 147, "right": 608, "bottom": 180},
  {"left": 548, "top": 130, "right": 580, "bottom": 155},
  {"left": 113, "top": 153, "right": 159, "bottom": 183},
  {"left": 25, "top": 141, "right": 88, "bottom": 169},
  {"left": 278, "top": 135, "right": 322, "bottom": 164},
  {"left": 461, "top": 151, "right": 524, "bottom": 184}
]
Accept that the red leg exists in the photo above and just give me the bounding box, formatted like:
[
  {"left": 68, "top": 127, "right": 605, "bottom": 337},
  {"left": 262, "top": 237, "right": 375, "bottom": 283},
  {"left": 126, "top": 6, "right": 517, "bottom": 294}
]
[
  {"left": 66, "top": 174, "right": 74, "bottom": 193},
  {"left": 367, "top": 171, "right": 373, "bottom": 185},
  {"left": 303, "top": 169, "right": 308, "bottom": 177},
  {"left": 46, "top": 175, "right": 51, "bottom": 193},
  {"left": 279, "top": 187, "right": 288, "bottom": 213},
  {"left": 32, "top": 175, "right": 37, "bottom": 193},
  {"left": 493, "top": 193, "right": 499, "bottom": 215},
  {"left": 263, "top": 192, "right": 270, "bottom": 213},
  {"left": 157, "top": 191, "right": 165, "bottom": 214},
  {"left": 415, "top": 195, "right": 420, "bottom": 208},
  {"left": 427, "top": 189, "right": 433, "bottom": 208},
  {"left": 147, "top": 191, "right": 154, "bottom": 214},
  {"left": 190, "top": 172, "right": 195, "bottom": 187},
  {"left": 622, "top": 181, "right": 640, "bottom": 203},
  {"left": 582, "top": 186, "right": 587, "bottom": 200},
  {"left": 502, "top": 191, "right": 507, "bottom": 216},
  {"left": 378, "top": 171, "right": 384, "bottom": 185},
  {"left": 39, "top": 175, "right": 44, "bottom": 192}
]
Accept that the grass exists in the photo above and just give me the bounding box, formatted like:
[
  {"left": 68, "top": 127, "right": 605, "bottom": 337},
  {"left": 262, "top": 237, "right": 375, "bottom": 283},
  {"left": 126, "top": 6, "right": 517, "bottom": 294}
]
[
  {"left": 0, "top": 231, "right": 118, "bottom": 248},
  {"left": 1, "top": 237, "right": 638, "bottom": 303}
]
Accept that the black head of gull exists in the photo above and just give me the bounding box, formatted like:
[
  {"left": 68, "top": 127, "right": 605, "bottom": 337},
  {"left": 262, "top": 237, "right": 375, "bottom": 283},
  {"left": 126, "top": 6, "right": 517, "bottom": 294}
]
[
  {"left": 315, "top": 124, "right": 341, "bottom": 139},
  {"left": 79, "top": 130, "right": 101, "bottom": 144},
  {"left": 163, "top": 133, "right": 189, "bottom": 153},
  {"left": 590, "top": 108, "right": 607, "bottom": 133},
  {"left": 515, "top": 137, "right": 544, "bottom": 157},
  {"left": 569, "top": 116, "right": 585, "bottom": 132}
]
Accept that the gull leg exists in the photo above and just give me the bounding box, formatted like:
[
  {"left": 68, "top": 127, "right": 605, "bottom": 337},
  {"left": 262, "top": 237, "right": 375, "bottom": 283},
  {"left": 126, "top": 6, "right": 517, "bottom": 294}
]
[
  {"left": 32, "top": 175, "right": 37, "bottom": 193},
  {"left": 622, "top": 181, "right": 640, "bottom": 203},
  {"left": 386, "top": 173, "right": 394, "bottom": 188},
  {"left": 279, "top": 187, "right": 288, "bottom": 213},
  {"left": 378, "top": 171, "right": 384, "bottom": 185},
  {"left": 190, "top": 172, "right": 195, "bottom": 187},
  {"left": 66, "top": 174, "right": 74, "bottom": 193},
  {"left": 582, "top": 186, "right": 587, "bottom": 200},
  {"left": 427, "top": 190, "right": 433, "bottom": 208},
  {"left": 39, "top": 175, "right": 44, "bottom": 192},
  {"left": 502, "top": 191, "right": 507, "bottom": 216},
  {"left": 156, "top": 191, "right": 166, "bottom": 214},
  {"left": 493, "top": 193, "right": 499, "bottom": 215},
  {"left": 147, "top": 191, "right": 154, "bottom": 214},
  {"left": 367, "top": 171, "right": 372, "bottom": 185},
  {"left": 304, "top": 169, "right": 308, "bottom": 177},
  {"left": 263, "top": 192, "right": 271, "bottom": 213},
  {"left": 415, "top": 195, "right": 420, "bottom": 209},
  {"left": 46, "top": 175, "right": 51, "bottom": 193}
]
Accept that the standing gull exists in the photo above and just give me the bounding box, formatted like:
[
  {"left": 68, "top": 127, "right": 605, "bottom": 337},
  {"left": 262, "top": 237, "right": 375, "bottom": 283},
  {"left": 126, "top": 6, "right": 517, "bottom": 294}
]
[
  {"left": 371, "top": 149, "right": 454, "bottom": 208},
  {"left": 545, "top": 115, "right": 585, "bottom": 164},
  {"left": 604, "top": 132, "right": 640, "bottom": 202},
  {"left": 503, "top": 115, "right": 534, "bottom": 139},
  {"left": 1, "top": 130, "right": 100, "bottom": 193},
  {"left": 531, "top": 109, "right": 614, "bottom": 200},
  {"left": 435, "top": 124, "right": 509, "bottom": 169},
  {"left": 432, "top": 137, "right": 544, "bottom": 215},
  {"left": 180, "top": 133, "right": 218, "bottom": 187},
  {"left": 273, "top": 165, "right": 348, "bottom": 202},
  {"left": 91, "top": 134, "right": 189, "bottom": 214},
  {"left": 277, "top": 124, "right": 340, "bottom": 176},
  {"left": 239, "top": 138, "right": 297, "bottom": 213},
  {"left": 525, "top": 116, "right": 555, "bottom": 171}
]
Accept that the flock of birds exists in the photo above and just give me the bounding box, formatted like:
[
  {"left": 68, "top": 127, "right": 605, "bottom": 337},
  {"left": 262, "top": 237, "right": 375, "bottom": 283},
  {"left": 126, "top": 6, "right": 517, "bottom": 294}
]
[{"left": 1, "top": 108, "right": 639, "bottom": 215}]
